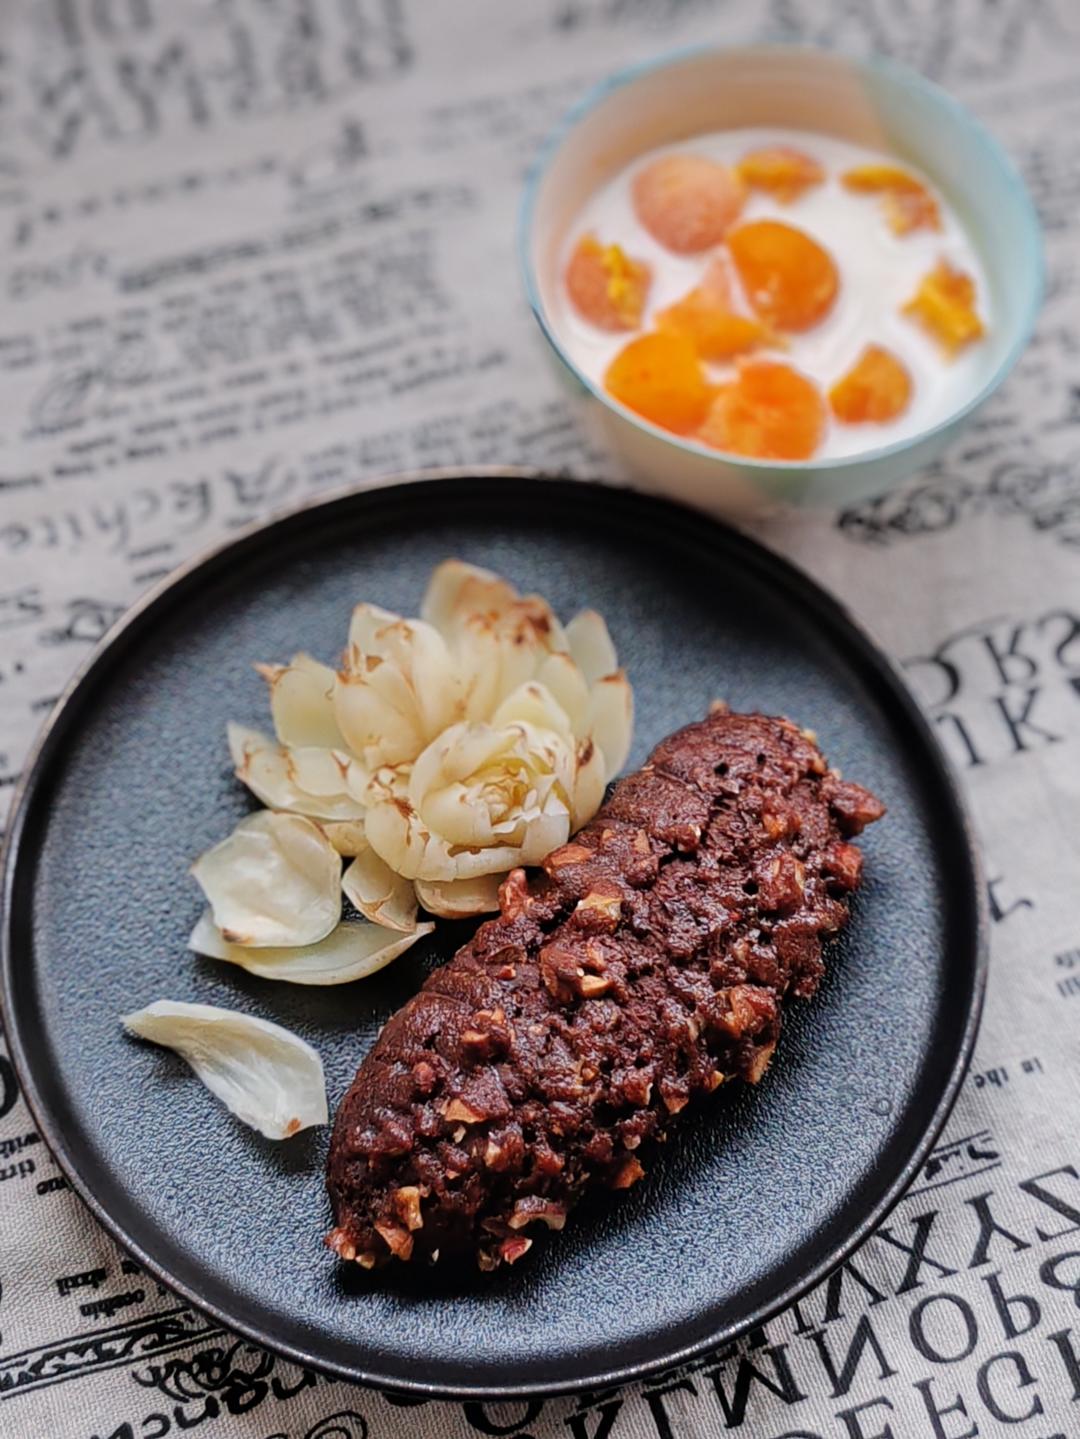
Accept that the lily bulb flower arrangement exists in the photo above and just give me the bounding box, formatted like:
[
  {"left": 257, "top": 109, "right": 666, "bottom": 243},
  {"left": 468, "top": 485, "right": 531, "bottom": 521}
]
[{"left": 189, "top": 560, "right": 634, "bottom": 984}]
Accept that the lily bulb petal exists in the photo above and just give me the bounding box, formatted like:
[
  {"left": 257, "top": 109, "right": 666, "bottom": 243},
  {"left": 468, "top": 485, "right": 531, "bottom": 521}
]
[
  {"left": 492, "top": 680, "right": 575, "bottom": 739},
  {"left": 335, "top": 607, "right": 462, "bottom": 770},
  {"left": 189, "top": 911, "right": 431, "bottom": 985},
  {"left": 341, "top": 849, "right": 419, "bottom": 932},
  {"left": 227, "top": 724, "right": 365, "bottom": 822},
  {"left": 414, "top": 874, "right": 503, "bottom": 918},
  {"left": 589, "top": 672, "right": 634, "bottom": 781},
  {"left": 313, "top": 818, "right": 369, "bottom": 856},
  {"left": 566, "top": 610, "right": 619, "bottom": 685},
  {"left": 191, "top": 810, "right": 341, "bottom": 948},
  {"left": 122, "top": 999, "right": 328, "bottom": 1139},
  {"left": 258, "top": 653, "right": 346, "bottom": 750}
]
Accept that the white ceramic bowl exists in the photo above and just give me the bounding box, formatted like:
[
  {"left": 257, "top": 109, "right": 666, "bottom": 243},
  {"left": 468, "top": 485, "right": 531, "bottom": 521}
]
[{"left": 521, "top": 45, "right": 1043, "bottom": 514}]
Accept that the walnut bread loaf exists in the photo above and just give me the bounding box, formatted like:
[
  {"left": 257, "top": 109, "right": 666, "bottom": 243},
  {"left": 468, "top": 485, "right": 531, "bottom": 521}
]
[{"left": 326, "top": 707, "right": 885, "bottom": 1271}]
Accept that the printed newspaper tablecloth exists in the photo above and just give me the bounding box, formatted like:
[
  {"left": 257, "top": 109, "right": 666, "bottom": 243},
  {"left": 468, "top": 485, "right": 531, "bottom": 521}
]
[{"left": 1, "top": 3, "right": 1079, "bottom": 1436}]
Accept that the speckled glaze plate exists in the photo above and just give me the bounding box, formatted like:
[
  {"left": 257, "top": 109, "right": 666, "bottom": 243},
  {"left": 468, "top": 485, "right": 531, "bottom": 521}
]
[{"left": 0, "top": 471, "right": 985, "bottom": 1398}]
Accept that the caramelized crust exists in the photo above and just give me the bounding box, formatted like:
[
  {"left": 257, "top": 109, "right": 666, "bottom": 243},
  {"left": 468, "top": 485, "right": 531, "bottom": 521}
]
[{"left": 326, "top": 708, "right": 885, "bottom": 1270}]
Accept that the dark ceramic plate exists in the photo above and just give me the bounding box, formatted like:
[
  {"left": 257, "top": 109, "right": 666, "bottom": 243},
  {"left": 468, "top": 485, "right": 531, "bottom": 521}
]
[{"left": 1, "top": 472, "right": 984, "bottom": 1398}]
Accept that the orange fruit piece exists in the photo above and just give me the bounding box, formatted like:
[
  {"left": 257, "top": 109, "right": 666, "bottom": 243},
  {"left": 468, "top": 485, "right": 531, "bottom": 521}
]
[
  {"left": 698, "top": 360, "right": 826, "bottom": 460},
  {"left": 902, "top": 259, "right": 985, "bottom": 357},
  {"left": 829, "top": 344, "right": 913, "bottom": 423},
  {"left": 632, "top": 153, "right": 745, "bottom": 254},
  {"left": 728, "top": 219, "right": 839, "bottom": 332},
  {"left": 565, "top": 232, "right": 651, "bottom": 331},
  {"left": 604, "top": 332, "right": 711, "bottom": 434},
  {"left": 655, "top": 258, "right": 775, "bottom": 361},
  {"left": 737, "top": 146, "right": 825, "bottom": 203},
  {"left": 842, "top": 164, "right": 942, "bottom": 235}
]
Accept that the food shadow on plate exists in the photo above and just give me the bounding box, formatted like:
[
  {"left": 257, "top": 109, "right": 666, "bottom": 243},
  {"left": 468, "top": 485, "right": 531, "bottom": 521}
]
[{"left": 236, "top": 1119, "right": 324, "bottom": 1174}]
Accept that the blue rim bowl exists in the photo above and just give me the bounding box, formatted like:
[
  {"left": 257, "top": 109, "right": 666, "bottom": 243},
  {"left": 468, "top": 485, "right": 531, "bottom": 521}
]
[{"left": 520, "top": 44, "right": 1043, "bottom": 511}]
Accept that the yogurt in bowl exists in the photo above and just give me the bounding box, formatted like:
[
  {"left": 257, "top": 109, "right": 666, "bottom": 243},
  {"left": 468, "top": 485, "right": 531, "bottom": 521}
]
[
  {"left": 521, "top": 46, "right": 1043, "bottom": 513},
  {"left": 557, "top": 130, "right": 993, "bottom": 463}
]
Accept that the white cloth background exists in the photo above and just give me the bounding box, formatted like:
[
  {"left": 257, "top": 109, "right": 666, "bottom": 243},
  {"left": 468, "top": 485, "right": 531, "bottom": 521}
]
[{"left": 1, "top": 3, "right": 1079, "bottom": 1437}]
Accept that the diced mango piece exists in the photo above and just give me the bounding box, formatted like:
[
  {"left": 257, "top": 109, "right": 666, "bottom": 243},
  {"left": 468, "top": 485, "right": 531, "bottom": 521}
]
[
  {"left": 604, "top": 332, "right": 712, "bottom": 434},
  {"left": 632, "top": 153, "right": 745, "bottom": 254},
  {"left": 902, "top": 259, "right": 985, "bottom": 357},
  {"left": 737, "top": 146, "right": 825, "bottom": 203},
  {"left": 698, "top": 360, "right": 826, "bottom": 460},
  {"left": 829, "top": 344, "right": 913, "bottom": 423},
  {"left": 655, "top": 258, "right": 776, "bottom": 361},
  {"left": 728, "top": 220, "right": 839, "bottom": 332},
  {"left": 565, "top": 233, "right": 651, "bottom": 331},
  {"left": 842, "top": 164, "right": 942, "bottom": 235}
]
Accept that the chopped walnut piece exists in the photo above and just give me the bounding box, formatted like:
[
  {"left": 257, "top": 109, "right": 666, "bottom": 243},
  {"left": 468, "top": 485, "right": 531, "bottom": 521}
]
[
  {"left": 612, "top": 1156, "right": 645, "bottom": 1189},
  {"left": 442, "top": 1097, "right": 486, "bottom": 1125},
  {"left": 325, "top": 1227, "right": 356, "bottom": 1262},
  {"left": 574, "top": 888, "right": 623, "bottom": 931},
  {"left": 533, "top": 1143, "right": 564, "bottom": 1176},
  {"left": 828, "top": 779, "right": 888, "bottom": 835},
  {"left": 374, "top": 1221, "right": 414, "bottom": 1261},
  {"left": 544, "top": 843, "right": 594, "bottom": 872},
  {"left": 747, "top": 1039, "right": 778, "bottom": 1084},
  {"left": 823, "top": 840, "right": 863, "bottom": 891},
  {"left": 392, "top": 1185, "right": 424, "bottom": 1231},
  {"left": 578, "top": 972, "right": 613, "bottom": 999},
  {"left": 372, "top": 1118, "right": 414, "bottom": 1157},
  {"left": 759, "top": 852, "right": 805, "bottom": 913},
  {"left": 715, "top": 983, "right": 776, "bottom": 1039},
  {"left": 621, "top": 1071, "right": 653, "bottom": 1106},
  {"left": 460, "top": 1008, "right": 510, "bottom": 1061},
  {"left": 539, "top": 941, "right": 584, "bottom": 1003},
  {"left": 500, "top": 1236, "right": 533, "bottom": 1265},
  {"left": 508, "top": 1197, "right": 568, "bottom": 1231},
  {"left": 498, "top": 867, "right": 532, "bottom": 920}
]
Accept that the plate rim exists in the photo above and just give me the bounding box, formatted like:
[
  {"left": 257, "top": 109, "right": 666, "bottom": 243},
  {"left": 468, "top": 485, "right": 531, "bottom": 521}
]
[{"left": 0, "top": 468, "right": 987, "bottom": 1399}]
